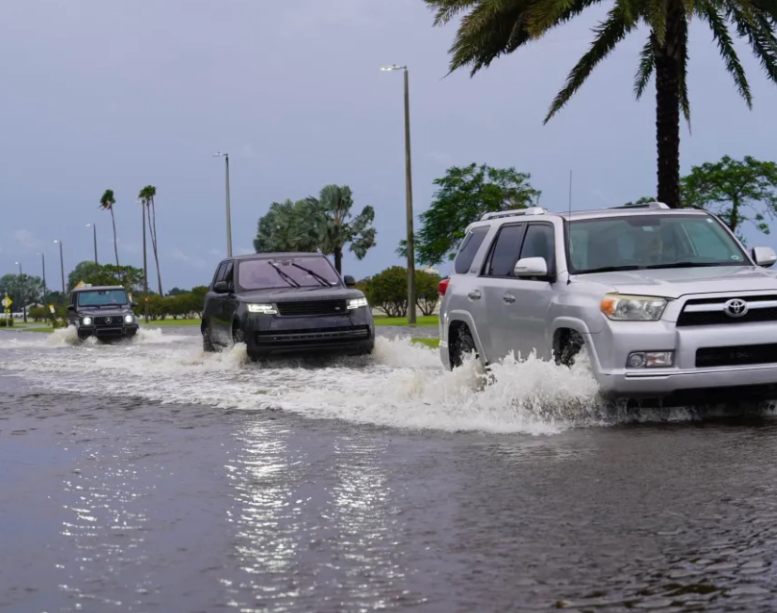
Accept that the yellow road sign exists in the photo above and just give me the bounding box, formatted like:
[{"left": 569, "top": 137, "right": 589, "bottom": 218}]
[{"left": 1, "top": 296, "right": 12, "bottom": 308}]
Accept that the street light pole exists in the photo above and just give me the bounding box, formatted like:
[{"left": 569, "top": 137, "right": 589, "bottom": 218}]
[
  {"left": 213, "top": 152, "right": 233, "bottom": 257},
  {"left": 54, "top": 240, "right": 65, "bottom": 303},
  {"left": 87, "top": 223, "right": 98, "bottom": 264},
  {"left": 381, "top": 64, "right": 416, "bottom": 324},
  {"left": 14, "top": 261, "right": 27, "bottom": 323},
  {"left": 40, "top": 252, "right": 47, "bottom": 307}
]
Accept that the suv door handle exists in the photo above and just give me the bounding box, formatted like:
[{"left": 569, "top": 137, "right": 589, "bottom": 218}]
[
  {"left": 503, "top": 294, "right": 516, "bottom": 304},
  {"left": 468, "top": 290, "right": 482, "bottom": 300}
]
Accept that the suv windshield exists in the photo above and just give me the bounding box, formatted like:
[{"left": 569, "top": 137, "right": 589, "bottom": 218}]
[
  {"left": 77, "top": 289, "right": 129, "bottom": 306},
  {"left": 567, "top": 214, "right": 750, "bottom": 273},
  {"left": 237, "top": 257, "right": 341, "bottom": 290}
]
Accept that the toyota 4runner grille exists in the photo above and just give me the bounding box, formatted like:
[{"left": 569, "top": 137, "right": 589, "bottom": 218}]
[{"left": 677, "top": 295, "right": 777, "bottom": 326}]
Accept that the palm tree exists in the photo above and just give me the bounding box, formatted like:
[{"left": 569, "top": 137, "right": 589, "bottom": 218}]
[
  {"left": 138, "top": 185, "right": 162, "bottom": 296},
  {"left": 254, "top": 199, "right": 322, "bottom": 253},
  {"left": 99, "top": 189, "right": 120, "bottom": 267},
  {"left": 309, "top": 185, "right": 376, "bottom": 274},
  {"left": 423, "top": 0, "right": 777, "bottom": 208}
]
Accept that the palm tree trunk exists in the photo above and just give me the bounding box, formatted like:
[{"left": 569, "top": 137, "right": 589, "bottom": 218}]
[
  {"left": 111, "top": 208, "right": 120, "bottom": 267},
  {"left": 334, "top": 246, "right": 343, "bottom": 274},
  {"left": 654, "top": 4, "right": 686, "bottom": 208},
  {"left": 149, "top": 197, "right": 163, "bottom": 295}
]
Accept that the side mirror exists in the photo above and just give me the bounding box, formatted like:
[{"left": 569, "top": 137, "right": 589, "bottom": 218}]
[
  {"left": 343, "top": 275, "right": 356, "bottom": 287},
  {"left": 213, "top": 281, "right": 230, "bottom": 293},
  {"left": 513, "top": 257, "right": 550, "bottom": 278},
  {"left": 66, "top": 305, "right": 76, "bottom": 312},
  {"left": 130, "top": 301, "right": 138, "bottom": 308},
  {"left": 751, "top": 246, "right": 777, "bottom": 268}
]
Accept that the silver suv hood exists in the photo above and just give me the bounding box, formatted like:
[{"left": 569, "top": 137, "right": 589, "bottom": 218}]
[{"left": 577, "top": 265, "right": 777, "bottom": 299}]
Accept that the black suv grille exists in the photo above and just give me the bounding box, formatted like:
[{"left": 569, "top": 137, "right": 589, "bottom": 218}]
[
  {"left": 696, "top": 343, "right": 777, "bottom": 368},
  {"left": 256, "top": 326, "right": 370, "bottom": 347},
  {"left": 94, "top": 316, "right": 124, "bottom": 326},
  {"left": 276, "top": 300, "right": 347, "bottom": 316},
  {"left": 677, "top": 295, "right": 777, "bottom": 326}
]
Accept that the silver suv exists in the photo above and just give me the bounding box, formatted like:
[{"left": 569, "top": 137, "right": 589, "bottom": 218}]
[{"left": 438, "top": 202, "right": 777, "bottom": 406}]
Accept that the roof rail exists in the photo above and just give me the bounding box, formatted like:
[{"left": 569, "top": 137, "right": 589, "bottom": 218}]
[
  {"left": 611, "top": 201, "right": 670, "bottom": 210},
  {"left": 480, "top": 206, "right": 546, "bottom": 221}
]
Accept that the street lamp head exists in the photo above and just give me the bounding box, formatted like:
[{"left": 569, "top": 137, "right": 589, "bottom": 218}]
[
  {"left": 53, "top": 239, "right": 59, "bottom": 244},
  {"left": 381, "top": 64, "right": 407, "bottom": 72},
  {"left": 213, "top": 152, "right": 228, "bottom": 157}
]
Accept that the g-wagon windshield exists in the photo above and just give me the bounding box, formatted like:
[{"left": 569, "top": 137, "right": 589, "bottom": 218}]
[
  {"left": 567, "top": 214, "right": 750, "bottom": 274},
  {"left": 237, "top": 257, "right": 341, "bottom": 290},
  {"left": 77, "top": 289, "right": 129, "bottom": 306}
]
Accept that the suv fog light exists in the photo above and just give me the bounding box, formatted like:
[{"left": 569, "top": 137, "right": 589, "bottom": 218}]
[{"left": 627, "top": 351, "right": 674, "bottom": 368}]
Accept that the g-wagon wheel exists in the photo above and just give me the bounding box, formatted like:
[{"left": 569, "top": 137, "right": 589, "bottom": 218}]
[
  {"left": 451, "top": 327, "right": 478, "bottom": 369},
  {"left": 202, "top": 325, "right": 215, "bottom": 352}
]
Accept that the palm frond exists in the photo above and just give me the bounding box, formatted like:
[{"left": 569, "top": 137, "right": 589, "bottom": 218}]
[
  {"left": 698, "top": 1, "right": 753, "bottom": 107},
  {"left": 644, "top": 0, "right": 668, "bottom": 45},
  {"left": 725, "top": 2, "right": 777, "bottom": 84},
  {"left": 424, "top": 0, "right": 481, "bottom": 26},
  {"left": 634, "top": 35, "right": 656, "bottom": 99},
  {"left": 544, "top": 5, "right": 636, "bottom": 122},
  {"left": 677, "top": 18, "right": 692, "bottom": 128}
]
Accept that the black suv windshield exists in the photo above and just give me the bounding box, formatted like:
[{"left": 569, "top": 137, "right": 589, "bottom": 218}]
[
  {"left": 77, "top": 289, "right": 129, "bottom": 306},
  {"left": 237, "top": 257, "right": 341, "bottom": 290},
  {"left": 567, "top": 214, "right": 750, "bottom": 274}
]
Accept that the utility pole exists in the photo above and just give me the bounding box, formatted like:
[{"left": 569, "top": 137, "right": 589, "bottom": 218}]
[
  {"left": 213, "top": 152, "right": 233, "bottom": 257},
  {"left": 54, "top": 240, "right": 65, "bottom": 303},
  {"left": 14, "top": 261, "right": 27, "bottom": 323},
  {"left": 87, "top": 223, "right": 98, "bottom": 264},
  {"left": 40, "top": 252, "right": 47, "bottom": 307},
  {"left": 381, "top": 64, "right": 416, "bottom": 324}
]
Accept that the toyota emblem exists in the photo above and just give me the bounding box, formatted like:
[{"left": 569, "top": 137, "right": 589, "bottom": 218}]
[
  {"left": 105, "top": 317, "right": 112, "bottom": 324},
  {"left": 723, "top": 299, "right": 748, "bottom": 318}
]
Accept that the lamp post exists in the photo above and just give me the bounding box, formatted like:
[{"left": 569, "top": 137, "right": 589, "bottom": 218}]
[
  {"left": 54, "top": 239, "right": 65, "bottom": 303},
  {"left": 14, "top": 261, "right": 27, "bottom": 322},
  {"left": 380, "top": 64, "right": 416, "bottom": 324},
  {"left": 39, "top": 252, "right": 47, "bottom": 308},
  {"left": 212, "top": 152, "right": 233, "bottom": 257},
  {"left": 86, "top": 223, "right": 98, "bottom": 264}
]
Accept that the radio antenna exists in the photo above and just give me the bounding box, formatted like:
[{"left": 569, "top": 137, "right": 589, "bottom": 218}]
[{"left": 566, "top": 170, "right": 573, "bottom": 285}]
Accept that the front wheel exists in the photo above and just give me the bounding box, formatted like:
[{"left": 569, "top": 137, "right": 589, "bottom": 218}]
[
  {"left": 556, "top": 330, "right": 584, "bottom": 367},
  {"left": 202, "top": 325, "right": 216, "bottom": 352},
  {"left": 232, "top": 325, "right": 245, "bottom": 345},
  {"left": 450, "top": 327, "right": 478, "bottom": 369}
]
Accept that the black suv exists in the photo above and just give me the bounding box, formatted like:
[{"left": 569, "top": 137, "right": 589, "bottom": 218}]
[
  {"left": 66, "top": 285, "right": 140, "bottom": 341},
  {"left": 201, "top": 252, "right": 375, "bottom": 360}
]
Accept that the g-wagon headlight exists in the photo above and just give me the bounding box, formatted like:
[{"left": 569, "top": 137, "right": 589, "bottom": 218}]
[
  {"left": 247, "top": 304, "right": 277, "bottom": 314},
  {"left": 600, "top": 294, "right": 667, "bottom": 321},
  {"left": 347, "top": 297, "right": 369, "bottom": 310}
]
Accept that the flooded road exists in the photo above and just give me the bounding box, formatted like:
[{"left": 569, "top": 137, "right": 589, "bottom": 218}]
[{"left": 2, "top": 326, "right": 777, "bottom": 612}]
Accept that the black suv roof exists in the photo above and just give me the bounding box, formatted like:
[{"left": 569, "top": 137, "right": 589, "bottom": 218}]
[
  {"left": 71, "top": 285, "right": 126, "bottom": 292},
  {"left": 228, "top": 252, "right": 324, "bottom": 262}
]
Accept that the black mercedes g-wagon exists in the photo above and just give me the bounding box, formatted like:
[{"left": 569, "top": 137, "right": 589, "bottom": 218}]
[
  {"left": 67, "top": 285, "right": 139, "bottom": 341},
  {"left": 201, "top": 252, "right": 375, "bottom": 361}
]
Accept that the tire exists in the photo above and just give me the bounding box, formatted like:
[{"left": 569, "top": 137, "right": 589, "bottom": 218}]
[
  {"left": 202, "top": 325, "right": 216, "bottom": 352},
  {"left": 556, "top": 330, "right": 584, "bottom": 367},
  {"left": 450, "top": 326, "right": 477, "bottom": 369},
  {"left": 232, "top": 325, "right": 245, "bottom": 345}
]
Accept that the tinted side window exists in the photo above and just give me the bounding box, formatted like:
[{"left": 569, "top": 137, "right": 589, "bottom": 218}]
[
  {"left": 213, "top": 262, "right": 227, "bottom": 286},
  {"left": 454, "top": 226, "right": 489, "bottom": 274},
  {"left": 519, "top": 224, "right": 556, "bottom": 271},
  {"left": 486, "top": 224, "right": 525, "bottom": 277},
  {"left": 223, "top": 262, "right": 234, "bottom": 285}
]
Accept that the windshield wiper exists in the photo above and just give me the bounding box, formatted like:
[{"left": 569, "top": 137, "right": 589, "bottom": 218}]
[
  {"left": 289, "top": 262, "right": 333, "bottom": 287},
  {"left": 267, "top": 262, "right": 300, "bottom": 288},
  {"left": 643, "top": 261, "right": 741, "bottom": 269},
  {"left": 576, "top": 265, "right": 643, "bottom": 274}
]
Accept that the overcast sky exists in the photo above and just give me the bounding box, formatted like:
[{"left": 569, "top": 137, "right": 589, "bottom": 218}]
[{"left": 1, "top": 0, "right": 776, "bottom": 290}]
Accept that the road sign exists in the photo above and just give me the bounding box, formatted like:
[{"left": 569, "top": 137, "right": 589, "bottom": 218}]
[{"left": 1, "top": 296, "right": 12, "bottom": 308}]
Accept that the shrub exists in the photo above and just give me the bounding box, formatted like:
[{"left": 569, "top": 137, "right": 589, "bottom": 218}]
[{"left": 363, "top": 267, "right": 441, "bottom": 317}]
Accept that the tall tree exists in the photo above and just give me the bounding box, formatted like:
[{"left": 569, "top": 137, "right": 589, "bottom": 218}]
[
  {"left": 139, "top": 185, "right": 162, "bottom": 295},
  {"left": 682, "top": 155, "right": 777, "bottom": 238},
  {"left": 0, "top": 274, "right": 44, "bottom": 310},
  {"left": 99, "top": 189, "right": 120, "bottom": 267},
  {"left": 398, "top": 163, "right": 540, "bottom": 266},
  {"left": 254, "top": 199, "right": 322, "bottom": 253},
  {"left": 422, "top": 0, "right": 777, "bottom": 209},
  {"left": 312, "top": 185, "right": 376, "bottom": 274}
]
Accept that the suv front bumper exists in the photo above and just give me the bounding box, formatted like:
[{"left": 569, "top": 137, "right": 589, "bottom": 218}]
[
  {"left": 589, "top": 321, "right": 777, "bottom": 403},
  {"left": 76, "top": 322, "right": 139, "bottom": 340}
]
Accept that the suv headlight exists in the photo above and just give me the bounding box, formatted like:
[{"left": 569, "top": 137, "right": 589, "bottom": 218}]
[
  {"left": 247, "top": 303, "right": 277, "bottom": 314},
  {"left": 600, "top": 293, "right": 667, "bottom": 321},
  {"left": 124, "top": 314, "right": 135, "bottom": 324},
  {"left": 347, "top": 297, "right": 369, "bottom": 310},
  {"left": 81, "top": 316, "right": 92, "bottom": 325}
]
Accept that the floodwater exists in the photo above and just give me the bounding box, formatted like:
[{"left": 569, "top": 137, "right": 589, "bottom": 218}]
[{"left": 1, "top": 325, "right": 777, "bottom": 612}]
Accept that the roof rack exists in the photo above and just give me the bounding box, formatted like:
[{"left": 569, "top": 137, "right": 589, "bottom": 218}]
[
  {"left": 610, "top": 201, "right": 670, "bottom": 210},
  {"left": 480, "top": 206, "right": 546, "bottom": 221}
]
